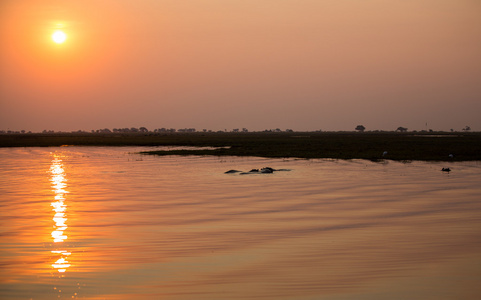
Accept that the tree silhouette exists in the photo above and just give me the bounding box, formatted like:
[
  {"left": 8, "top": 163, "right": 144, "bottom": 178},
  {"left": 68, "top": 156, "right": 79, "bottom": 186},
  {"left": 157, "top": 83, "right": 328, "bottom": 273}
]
[{"left": 355, "top": 125, "right": 366, "bottom": 132}]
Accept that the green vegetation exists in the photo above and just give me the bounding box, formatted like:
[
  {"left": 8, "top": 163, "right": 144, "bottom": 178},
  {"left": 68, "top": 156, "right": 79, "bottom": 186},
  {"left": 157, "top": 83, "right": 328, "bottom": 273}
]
[{"left": 1, "top": 132, "right": 480, "bottom": 161}]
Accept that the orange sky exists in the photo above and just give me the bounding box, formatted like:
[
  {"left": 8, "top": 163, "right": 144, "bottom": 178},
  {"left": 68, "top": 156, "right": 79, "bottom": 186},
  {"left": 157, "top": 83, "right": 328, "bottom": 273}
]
[{"left": 1, "top": 0, "right": 480, "bottom": 132}]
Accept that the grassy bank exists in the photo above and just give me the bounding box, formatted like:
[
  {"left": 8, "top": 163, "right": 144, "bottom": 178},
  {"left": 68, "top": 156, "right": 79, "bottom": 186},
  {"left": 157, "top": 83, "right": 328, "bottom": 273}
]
[{"left": 1, "top": 132, "right": 480, "bottom": 161}]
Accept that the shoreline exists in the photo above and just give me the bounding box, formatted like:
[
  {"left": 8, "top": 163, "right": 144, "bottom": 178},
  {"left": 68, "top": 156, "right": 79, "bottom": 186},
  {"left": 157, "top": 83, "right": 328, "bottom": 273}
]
[{"left": 1, "top": 132, "right": 480, "bottom": 161}]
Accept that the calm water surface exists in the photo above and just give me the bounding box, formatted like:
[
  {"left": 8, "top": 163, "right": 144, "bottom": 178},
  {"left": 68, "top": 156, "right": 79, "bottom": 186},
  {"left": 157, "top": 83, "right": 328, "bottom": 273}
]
[{"left": 1, "top": 147, "right": 481, "bottom": 300}]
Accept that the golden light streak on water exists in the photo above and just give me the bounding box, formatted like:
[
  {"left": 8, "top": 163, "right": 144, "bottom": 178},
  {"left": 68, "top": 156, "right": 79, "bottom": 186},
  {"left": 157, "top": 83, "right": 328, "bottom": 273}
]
[{"left": 49, "top": 154, "right": 71, "bottom": 273}]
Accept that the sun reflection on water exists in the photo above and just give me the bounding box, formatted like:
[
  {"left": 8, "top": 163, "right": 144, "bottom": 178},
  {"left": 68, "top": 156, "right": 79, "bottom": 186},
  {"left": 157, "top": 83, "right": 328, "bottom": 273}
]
[{"left": 50, "top": 155, "right": 71, "bottom": 273}]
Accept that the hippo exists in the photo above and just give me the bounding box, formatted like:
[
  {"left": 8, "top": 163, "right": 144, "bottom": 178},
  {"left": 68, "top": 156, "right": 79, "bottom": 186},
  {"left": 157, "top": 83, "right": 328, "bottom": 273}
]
[
  {"left": 226, "top": 167, "right": 290, "bottom": 175},
  {"left": 261, "top": 167, "right": 274, "bottom": 173}
]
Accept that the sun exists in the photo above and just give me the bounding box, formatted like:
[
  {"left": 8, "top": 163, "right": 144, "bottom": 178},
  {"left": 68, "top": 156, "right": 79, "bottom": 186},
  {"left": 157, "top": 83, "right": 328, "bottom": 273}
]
[{"left": 52, "top": 30, "right": 67, "bottom": 44}]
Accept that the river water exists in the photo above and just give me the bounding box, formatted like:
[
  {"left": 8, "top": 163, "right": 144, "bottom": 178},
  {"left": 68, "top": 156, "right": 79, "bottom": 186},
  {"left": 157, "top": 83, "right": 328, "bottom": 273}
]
[{"left": 1, "top": 147, "right": 480, "bottom": 300}]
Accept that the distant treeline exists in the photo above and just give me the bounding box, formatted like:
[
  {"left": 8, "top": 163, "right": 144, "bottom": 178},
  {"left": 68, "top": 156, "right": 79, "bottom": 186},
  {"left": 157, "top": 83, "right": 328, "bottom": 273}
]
[
  {"left": 1, "top": 127, "right": 283, "bottom": 134},
  {"left": 0, "top": 124, "right": 475, "bottom": 135}
]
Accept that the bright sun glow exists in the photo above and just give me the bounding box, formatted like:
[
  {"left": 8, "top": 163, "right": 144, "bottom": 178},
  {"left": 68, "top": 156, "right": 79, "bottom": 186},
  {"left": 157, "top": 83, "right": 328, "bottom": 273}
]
[{"left": 52, "top": 30, "right": 67, "bottom": 44}]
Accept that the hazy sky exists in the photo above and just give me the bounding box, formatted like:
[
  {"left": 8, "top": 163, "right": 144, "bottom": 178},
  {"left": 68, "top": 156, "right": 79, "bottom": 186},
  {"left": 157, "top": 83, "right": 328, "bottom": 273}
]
[{"left": 1, "top": 0, "right": 480, "bottom": 132}]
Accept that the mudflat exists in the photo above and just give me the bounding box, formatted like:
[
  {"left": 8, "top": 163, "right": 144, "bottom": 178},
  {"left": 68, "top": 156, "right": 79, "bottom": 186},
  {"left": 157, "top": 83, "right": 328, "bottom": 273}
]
[{"left": 1, "top": 132, "right": 480, "bottom": 161}]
